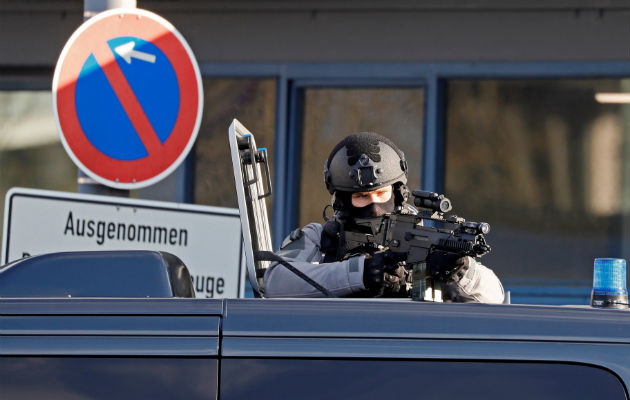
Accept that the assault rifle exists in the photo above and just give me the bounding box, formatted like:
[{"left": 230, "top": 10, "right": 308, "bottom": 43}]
[{"left": 343, "top": 190, "right": 492, "bottom": 300}]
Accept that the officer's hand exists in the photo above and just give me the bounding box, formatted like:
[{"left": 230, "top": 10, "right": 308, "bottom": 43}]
[
  {"left": 363, "top": 250, "right": 410, "bottom": 297},
  {"left": 381, "top": 265, "right": 412, "bottom": 297},
  {"left": 442, "top": 257, "right": 505, "bottom": 303},
  {"left": 447, "top": 256, "right": 472, "bottom": 282},
  {"left": 362, "top": 251, "right": 387, "bottom": 294},
  {"left": 426, "top": 251, "right": 463, "bottom": 279},
  {"left": 430, "top": 255, "right": 469, "bottom": 281}
]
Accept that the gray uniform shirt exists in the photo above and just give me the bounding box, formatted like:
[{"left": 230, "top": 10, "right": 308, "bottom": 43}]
[{"left": 263, "top": 223, "right": 505, "bottom": 303}]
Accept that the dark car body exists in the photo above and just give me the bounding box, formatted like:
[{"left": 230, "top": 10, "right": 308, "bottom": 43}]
[{"left": 1, "top": 297, "right": 628, "bottom": 400}]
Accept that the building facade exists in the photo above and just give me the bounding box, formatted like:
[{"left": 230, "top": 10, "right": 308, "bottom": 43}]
[{"left": 1, "top": 0, "right": 629, "bottom": 303}]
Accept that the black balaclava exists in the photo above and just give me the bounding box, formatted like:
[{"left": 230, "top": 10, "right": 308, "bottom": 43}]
[
  {"left": 332, "top": 182, "right": 407, "bottom": 221},
  {"left": 348, "top": 192, "right": 396, "bottom": 218}
]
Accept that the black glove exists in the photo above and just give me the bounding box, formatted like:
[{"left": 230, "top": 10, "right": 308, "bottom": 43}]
[
  {"left": 362, "top": 251, "right": 387, "bottom": 293},
  {"left": 381, "top": 265, "right": 412, "bottom": 297},
  {"left": 448, "top": 256, "right": 472, "bottom": 282},
  {"left": 427, "top": 252, "right": 469, "bottom": 281},
  {"left": 363, "top": 250, "right": 411, "bottom": 297}
]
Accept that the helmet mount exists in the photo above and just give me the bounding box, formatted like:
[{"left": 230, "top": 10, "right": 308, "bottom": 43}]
[{"left": 350, "top": 153, "right": 381, "bottom": 188}]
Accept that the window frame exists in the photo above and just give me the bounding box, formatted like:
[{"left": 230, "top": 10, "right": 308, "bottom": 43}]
[
  {"left": 287, "top": 78, "right": 428, "bottom": 233},
  {"left": 199, "top": 61, "right": 629, "bottom": 248},
  {"left": 200, "top": 61, "right": 629, "bottom": 302}
]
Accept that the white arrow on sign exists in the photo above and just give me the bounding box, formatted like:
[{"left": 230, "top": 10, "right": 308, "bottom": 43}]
[{"left": 114, "top": 41, "right": 156, "bottom": 64}]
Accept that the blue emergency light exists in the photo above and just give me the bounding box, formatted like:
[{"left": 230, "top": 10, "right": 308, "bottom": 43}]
[{"left": 591, "top": 258, "right": 628, "bottom": 309}]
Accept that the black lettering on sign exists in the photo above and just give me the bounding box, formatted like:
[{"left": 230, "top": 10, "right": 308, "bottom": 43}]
[
  {"left": 61, "top": 211, "right": 190, "bottom": 247},
  {"left": 64, "top": 212, "right": 74, "bottom": 235},
  {"left": 205, "top": 277, "right": 215, "bottom": 298},
  {"left": 127, "top": 224, "right": 136, "bottom": 241},
  {"left": 76, "top": 219, "right": 86, "bottom": 236},
  {"left": 217, "top": 278, "right": 224, "bottom": 295},
  {"left": 169, "top": 228, "right": 177, "bottom": 245},
  {"left": 87, "top": 220, "right": 95, "bottom": 237},
  {"left": 138, "top": 225, "right": 151, "bottom": 242},
  {"left": 97, "top": 221, "right": 106, "bottom": 245},
  {"left": 154, "top": 227, "right": 167, "bottom": 243},
  {"left": 107, "top": 223, "right": 115, "bottom": 239},
  {"left": 179, "top": 229, "right": 188, "bottom": 246},
  {"left": 192, "top": 275, "right": 227, "bottom": 298}
]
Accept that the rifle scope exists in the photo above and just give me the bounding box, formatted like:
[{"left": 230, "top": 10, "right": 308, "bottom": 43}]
[{"left": 412, "top": 190, "right": 453, "bottom": 213}]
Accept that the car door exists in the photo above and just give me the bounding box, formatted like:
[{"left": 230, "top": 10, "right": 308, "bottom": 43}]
[{"left": 220, "top": 299, "right": 629, "bottom": 400}]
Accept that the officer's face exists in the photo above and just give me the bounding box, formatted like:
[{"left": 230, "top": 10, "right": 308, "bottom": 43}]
[{"left": 351, "top": 185, "right": 393, "bottom": 208}]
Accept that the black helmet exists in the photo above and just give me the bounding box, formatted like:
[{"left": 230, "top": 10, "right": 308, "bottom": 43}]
[{"left": 324, "top": 132, "right": 408, "bottom": 195}]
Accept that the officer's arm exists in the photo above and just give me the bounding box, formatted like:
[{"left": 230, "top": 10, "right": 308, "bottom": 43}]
[
  {"left": 263, "top": 223, "right": 366, "bottom": 298},
  {"left": 442, "top": 257, "right": 505, "bottom": 304}
]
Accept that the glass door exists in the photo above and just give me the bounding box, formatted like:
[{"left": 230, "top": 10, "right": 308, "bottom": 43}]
[{"left": 286, "top": 84, "right": 425, "bottom": 231}]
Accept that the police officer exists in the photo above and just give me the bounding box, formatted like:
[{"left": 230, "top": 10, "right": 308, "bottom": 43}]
[{"left": 263, "top": 132, "right": 504, "bottom": 303}]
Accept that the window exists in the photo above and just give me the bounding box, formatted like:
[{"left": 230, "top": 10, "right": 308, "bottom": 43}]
[
  {"left": 221, "top": 359, "right": 626, "bottom": 400},
  {"left": 193, "top": 79, "right": 276, "bottom": 209},
  {"left": 298, "top": 87, "right": 424, "bottom": 227},
  {"left": 445, "top": 79, "right": 630, "bottom": 302},
  {"left": 0, "top": 90, "right": 77, "bottom": 237},
  {"left": 1, "top": 357, "right": 217, "bottom": 400}
]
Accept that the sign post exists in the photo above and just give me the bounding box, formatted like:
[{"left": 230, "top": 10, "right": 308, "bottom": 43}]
[
  {"left": 53, "top": 8, "right": 203, "bottom": 190},
  {"left": 77, "top": 0, "right": 137, "bottom": 196}
]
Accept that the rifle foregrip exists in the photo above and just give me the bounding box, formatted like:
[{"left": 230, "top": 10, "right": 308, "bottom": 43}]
[{"left": 437, "top": 239, "right": 473, "bottom": 253}]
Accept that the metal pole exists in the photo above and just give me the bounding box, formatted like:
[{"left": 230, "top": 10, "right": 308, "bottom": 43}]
[
  {"left": 84, "top": 0, "right": 136, "bottom": 20},
  {"left": 79, "top": 0, "right": 136, "bottom": 197}
]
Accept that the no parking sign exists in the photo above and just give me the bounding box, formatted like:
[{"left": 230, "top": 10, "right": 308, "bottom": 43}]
[{"left": 53, "top": 8, "right": 203, "bottom": 189}]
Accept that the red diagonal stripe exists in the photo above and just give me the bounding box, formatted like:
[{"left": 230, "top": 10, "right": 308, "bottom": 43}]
[{"left": 91, "top": 40, "right": 162, "bottom": 156}]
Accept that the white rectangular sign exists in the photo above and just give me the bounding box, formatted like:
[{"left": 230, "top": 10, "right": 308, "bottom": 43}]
[{"left": 2, "top": 188, "right": 245, "bottom": 298}]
